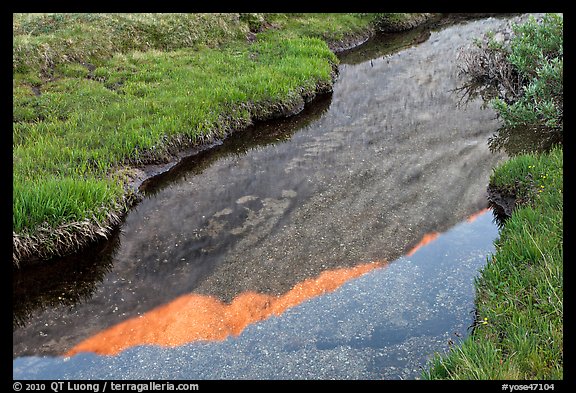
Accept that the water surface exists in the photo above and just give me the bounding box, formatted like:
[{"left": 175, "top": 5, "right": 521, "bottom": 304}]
[
  {"left": 14, "top": 209, "right": 499, "bottom": 379},
  {"left": 14, "top": 15, "right": 525, "bottom": 361}
]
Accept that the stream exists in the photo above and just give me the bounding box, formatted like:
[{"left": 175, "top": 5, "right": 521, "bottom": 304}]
[{"left": 13, "top": 14, "right": 536, "bottom": 379}]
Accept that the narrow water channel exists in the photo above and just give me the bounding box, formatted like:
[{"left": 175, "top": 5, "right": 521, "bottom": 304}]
[{"left": 13, "top": 15, "right": 532, "bottom": 377}]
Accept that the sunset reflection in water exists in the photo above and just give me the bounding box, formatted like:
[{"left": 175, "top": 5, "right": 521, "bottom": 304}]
[
  {"left": 67, "top": 208, "right": 490, "bottom": 357},
  {"left": 67, "top": 261, "right": 384, "bottom": 356}
]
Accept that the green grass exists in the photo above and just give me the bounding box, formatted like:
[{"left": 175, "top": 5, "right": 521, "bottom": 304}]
[
  {"left": 12, "top": 13, "right": 377, "bottom": 75},
  {"left": 13, "top": 13, "right": 250, "bottom": 74},
  {"left": 423, "top": 146, "right": 563, "bottom": 379},
  {"left": 259, "top": 13, "right": 375, "bottom": 42}
]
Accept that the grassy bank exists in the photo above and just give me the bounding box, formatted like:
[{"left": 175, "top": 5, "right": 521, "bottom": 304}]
[
  {"left": 423, "top": 13, "right": 563, "bottom": 380},
  {"left": 424, "top": 146, "right": 563, "bottom": 379},
  {"left": 13, "top": 13, "right": 435, "bottom": 266}
]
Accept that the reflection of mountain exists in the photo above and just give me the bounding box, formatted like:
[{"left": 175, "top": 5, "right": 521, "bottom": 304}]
[
  {"left": 59, "top": 209, "right": 491, "bottom": 357},
  {"left": 13, "top": 228, "right": 121, "bottom": 329},
  {"left": 13, "top": 208, "right": 499, "bottom": 380},
  {"left": 67, "top": 261, "right": 385, "bottom": 356},
  {"left": 12, "top": 93, "right": 332, "bottom": 358}
]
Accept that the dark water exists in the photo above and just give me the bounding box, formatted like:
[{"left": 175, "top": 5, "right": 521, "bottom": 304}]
[{"left": 13, "top": 15, "right": 533, "bottom": 366}]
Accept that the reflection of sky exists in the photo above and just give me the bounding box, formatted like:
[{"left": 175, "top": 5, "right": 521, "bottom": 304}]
[
  {"left": 14, "top": 15, "right": 520, "bottom": 359},
  {"left": 13, "top": 209, "right": 499, "bottom": 380}
]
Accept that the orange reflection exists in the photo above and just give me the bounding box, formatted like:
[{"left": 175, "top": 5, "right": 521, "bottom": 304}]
[
  {"left": 66, "top": 209, "right": 491, "bottom": 357},
  {"left": 406, "top": 232, "right": 439, "bottom": 256},
  {"left": 406, "top": 208, "right": 490, "bottom": 257},
  {"left": 66, "top": 261, "right": 385, "bottom": 357},
  {"left": 467, "top": 207, "right": 490, "bottom": 222}
]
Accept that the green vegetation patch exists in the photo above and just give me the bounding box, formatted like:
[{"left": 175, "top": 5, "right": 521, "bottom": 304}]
[
  {"left": 425, "top": 14, "right": 564, "bottom": 379},
  {"left": 13, "top": 13, "right": 250, "bottom": 74},
  {"left": 259, "top": 13, "right": 374, "bottom": 43},
  {"left": 459, "top": 14, "right": 563, "bottom": 134},
  {"left": 424, "top": 146, "right": 563, "bottom": 379},
  {"left": 492, "top": 14, "right": 563, "bottom": 132}
]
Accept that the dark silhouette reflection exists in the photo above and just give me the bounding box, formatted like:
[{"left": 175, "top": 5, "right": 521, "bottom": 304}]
[
  {"left": 453, "top": 80, "right": 497, "bottom": 111},
  {"left": 487, "top": 125, "right": 562, "bottom": 156},
  {"left": 454, "top": 77, "right": 562, "bottom": 156},
  {"left": 454, "top": 81, "right": 563, "bottom": 156},
  {"left": 13, "top": 228, "right": 121, "bottom": 329}
]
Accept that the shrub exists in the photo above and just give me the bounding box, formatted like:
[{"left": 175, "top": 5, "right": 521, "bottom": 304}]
[{"left": 458, "top": 14, "right": 563, "bottom": 135}]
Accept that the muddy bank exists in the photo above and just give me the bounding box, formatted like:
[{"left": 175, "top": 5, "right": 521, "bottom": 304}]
[
  {"left": 327, "top": 13, "right": 443, "bottom": 53},
  {"left": 487, "top": 185, "right": 517, "bottom": 226},
  {"left": 373, "top": 13, "right": 439, "bottom": 33},
  {"left": 12, "top": 195, "right": 135, "bottom": 269}
]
